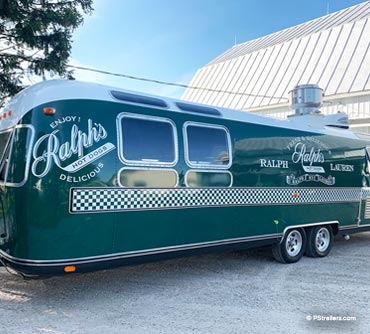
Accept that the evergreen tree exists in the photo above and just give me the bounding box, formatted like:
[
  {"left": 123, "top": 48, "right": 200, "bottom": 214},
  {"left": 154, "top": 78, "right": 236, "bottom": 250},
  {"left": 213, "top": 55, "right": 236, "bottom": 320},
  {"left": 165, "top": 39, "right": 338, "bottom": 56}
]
[{"left": 0, "top": 0, "right": 93, "bottom": 106}]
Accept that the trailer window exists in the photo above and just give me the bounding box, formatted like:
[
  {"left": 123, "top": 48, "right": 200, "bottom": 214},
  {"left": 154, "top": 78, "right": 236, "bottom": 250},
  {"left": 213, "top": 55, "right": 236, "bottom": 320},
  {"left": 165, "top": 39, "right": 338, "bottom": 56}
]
[
  {"left": 118, "top": 168, "right": 178, "bottom": 188},
  {"left": 0, "top": 130, "right": 13, "bottom": 182},
  {"left": 366, "top": 147, "right": 370, "bottom": 173},
  {"left": 185, "top": 171, "right": 232, "bottom": 187},
  {"left": 5, "top": 126, "right": 34, "bottom": 186},
  {"left": 118, "top": 114, "right": 178, "bottom": 166},
  {"left": 184, "top": 122, "right": 231, "bottom": 168}
]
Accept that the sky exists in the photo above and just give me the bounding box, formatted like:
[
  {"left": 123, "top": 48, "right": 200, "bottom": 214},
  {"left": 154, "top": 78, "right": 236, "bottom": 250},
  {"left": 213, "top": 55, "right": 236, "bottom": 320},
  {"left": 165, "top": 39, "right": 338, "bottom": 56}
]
[{"left": 70, "top": 0, "right": 367, "bottom": 99}]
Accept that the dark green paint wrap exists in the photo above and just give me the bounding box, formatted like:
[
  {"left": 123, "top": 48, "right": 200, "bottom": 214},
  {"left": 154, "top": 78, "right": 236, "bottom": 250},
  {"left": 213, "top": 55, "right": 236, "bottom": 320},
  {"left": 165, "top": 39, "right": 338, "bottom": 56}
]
[{"left": 0, "top": 98, "right": 369, "bottom": 275}]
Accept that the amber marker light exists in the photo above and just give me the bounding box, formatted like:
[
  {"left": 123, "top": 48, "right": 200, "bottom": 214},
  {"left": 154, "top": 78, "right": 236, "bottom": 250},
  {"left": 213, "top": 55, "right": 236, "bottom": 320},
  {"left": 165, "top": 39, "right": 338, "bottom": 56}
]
[
  {"left": 293, "top": 192, "right": 299, "bottom": 198},
  {"left": 64, "top": 266, "right": 76, "bottom": 273},
  {"left": 43, "top": 107, "right": 56, "bottom": 115}
]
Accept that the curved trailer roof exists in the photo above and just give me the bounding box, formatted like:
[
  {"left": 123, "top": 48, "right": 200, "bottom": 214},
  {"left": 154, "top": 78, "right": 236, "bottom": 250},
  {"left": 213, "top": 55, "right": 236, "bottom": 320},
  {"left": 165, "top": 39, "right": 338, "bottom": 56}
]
[{"left": 0, "top": 79, "right": 362, "bottom": 141}]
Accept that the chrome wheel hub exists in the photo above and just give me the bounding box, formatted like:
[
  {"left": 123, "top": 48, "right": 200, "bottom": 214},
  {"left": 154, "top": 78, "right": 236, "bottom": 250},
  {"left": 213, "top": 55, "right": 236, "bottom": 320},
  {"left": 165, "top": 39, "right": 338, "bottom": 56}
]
[
  {"left": 316, "top": 227, "right": 330, "bottom": 252},
  {"left": 285, "top": 230, "right": 302, "bottom": 257}
]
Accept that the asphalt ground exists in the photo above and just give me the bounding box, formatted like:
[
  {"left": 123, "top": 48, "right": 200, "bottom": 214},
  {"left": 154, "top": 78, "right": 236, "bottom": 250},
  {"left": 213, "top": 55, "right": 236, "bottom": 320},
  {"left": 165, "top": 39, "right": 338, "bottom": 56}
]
[{"left": 0, "top": 232, "right": 369, "bottom": 334}]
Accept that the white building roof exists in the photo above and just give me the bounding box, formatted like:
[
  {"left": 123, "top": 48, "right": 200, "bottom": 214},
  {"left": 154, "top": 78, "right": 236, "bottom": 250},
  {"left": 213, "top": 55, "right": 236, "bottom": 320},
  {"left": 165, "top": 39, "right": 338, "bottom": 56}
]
[{"left": 182, "top": 1, "right": 370, "bottom": 111}]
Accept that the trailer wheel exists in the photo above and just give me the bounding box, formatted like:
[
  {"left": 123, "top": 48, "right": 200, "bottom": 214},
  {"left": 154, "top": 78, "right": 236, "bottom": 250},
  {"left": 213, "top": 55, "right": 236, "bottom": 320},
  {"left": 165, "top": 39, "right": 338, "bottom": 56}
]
[
  {"left": 272, "top": 228, "right": 306, "bottom": 263},
  {"left": 305, "top": 225, "right": 333, "bottom": 258}
]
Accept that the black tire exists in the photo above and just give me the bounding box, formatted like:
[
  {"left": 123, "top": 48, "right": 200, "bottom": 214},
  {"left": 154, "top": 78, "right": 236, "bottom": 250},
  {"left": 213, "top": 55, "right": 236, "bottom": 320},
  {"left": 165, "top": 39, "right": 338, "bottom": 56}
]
[
  {"left": 272, "top": 228, "right": 307, "bottom": 263},
  {"left": 305, "top": 225, "right": 333, "bottom": 258}
]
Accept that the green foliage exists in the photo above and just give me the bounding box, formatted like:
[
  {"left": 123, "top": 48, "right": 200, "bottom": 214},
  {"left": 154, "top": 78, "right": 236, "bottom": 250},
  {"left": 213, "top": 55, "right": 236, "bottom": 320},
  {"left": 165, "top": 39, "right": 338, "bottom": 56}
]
[{"left": 0, "top": 0, "right": 93, "bottom": 106}]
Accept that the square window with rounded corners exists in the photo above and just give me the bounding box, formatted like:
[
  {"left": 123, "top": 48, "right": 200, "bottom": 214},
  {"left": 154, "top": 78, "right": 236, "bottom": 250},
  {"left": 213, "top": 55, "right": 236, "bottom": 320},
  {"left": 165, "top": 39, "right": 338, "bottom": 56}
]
[
  {"left": 366, "top": 147, "right": 370, "bottom": 174},
  {"left": 0, "top": 125, "right": 35, "bottom": 187},
  {"left": 117, "top": 113, "right": 178, "bottom": 167},
  {"left": 118, "top": 168, "right": 178, "bottom": 188},
  {"left": 185, "top": 170, "right": 232, "bottom": 187},
  {"left": 0, "top": 129, "right": 13, "bottom": 182},
  {"left": 184, "top": 122, "right": 232, "bottom": 169}
]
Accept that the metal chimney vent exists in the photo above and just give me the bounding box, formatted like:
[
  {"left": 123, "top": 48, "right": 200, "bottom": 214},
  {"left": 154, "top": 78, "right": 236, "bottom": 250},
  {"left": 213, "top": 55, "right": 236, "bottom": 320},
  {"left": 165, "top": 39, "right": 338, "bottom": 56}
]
[{"left": 290, "top": 84, "right": 323, "bottom": 115}]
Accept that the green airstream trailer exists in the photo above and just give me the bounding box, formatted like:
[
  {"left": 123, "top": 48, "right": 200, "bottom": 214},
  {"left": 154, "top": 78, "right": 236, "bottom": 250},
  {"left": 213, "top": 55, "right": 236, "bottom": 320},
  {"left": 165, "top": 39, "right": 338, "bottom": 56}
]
[{"left": 0, "top": 80, "right": 369, "bottom": 277}]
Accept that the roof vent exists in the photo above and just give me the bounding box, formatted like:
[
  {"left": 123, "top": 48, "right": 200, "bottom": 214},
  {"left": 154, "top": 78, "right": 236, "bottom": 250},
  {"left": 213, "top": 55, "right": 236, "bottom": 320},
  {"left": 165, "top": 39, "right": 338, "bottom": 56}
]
[
  {"left": 111, "top": 90, "right": 168, "bottom": 108},
  {"left": 290, "top": 84, "right": 323, "bottom": 115},
  {"left": 288, "top": 84, "right": 349, "bottom": 129},
  {"left": 175, "top": 102, "right": 221, "bottom": 116},
  {"left": 324, "top": 113, "right": 349, "bottom": 129}
]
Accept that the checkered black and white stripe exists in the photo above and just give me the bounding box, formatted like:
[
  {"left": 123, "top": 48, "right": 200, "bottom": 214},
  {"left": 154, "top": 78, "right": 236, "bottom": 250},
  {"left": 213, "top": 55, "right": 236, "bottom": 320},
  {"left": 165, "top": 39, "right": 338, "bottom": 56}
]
[
  {"left": 70, "top": 187, "right": 362, "bottom": 213},
  {"left": 361, "top": 188, "right": 370, "bottom": 199}
]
